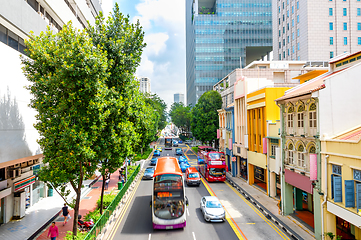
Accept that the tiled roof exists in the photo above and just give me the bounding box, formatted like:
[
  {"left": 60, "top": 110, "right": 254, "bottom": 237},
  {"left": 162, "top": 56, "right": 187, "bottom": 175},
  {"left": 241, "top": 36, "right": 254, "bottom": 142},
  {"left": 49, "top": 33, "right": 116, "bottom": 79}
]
[
  {"left": 334, "top": 126, "right": 361, "bottom": 142},
  {"left": 275, "top": 68, "right": 347, "bottom": 102}
]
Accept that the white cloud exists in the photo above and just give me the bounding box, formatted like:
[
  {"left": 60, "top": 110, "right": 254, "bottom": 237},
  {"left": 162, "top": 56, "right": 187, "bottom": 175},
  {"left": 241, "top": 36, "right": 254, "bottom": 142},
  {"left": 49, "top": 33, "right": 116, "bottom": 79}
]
[
  {"left": 101, "top": 0, "right": 114, "bottom": 18},
  {"left": 144, "top": 32, "right": 169, "bottom": 56},
  {"left": 137, "top": 55, "right": 154, "bottom": 76}
]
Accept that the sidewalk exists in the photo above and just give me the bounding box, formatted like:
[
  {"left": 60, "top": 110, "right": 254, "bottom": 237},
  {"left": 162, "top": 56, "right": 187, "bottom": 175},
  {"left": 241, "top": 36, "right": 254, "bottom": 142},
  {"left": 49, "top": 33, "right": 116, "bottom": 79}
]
[
  {"left": 226, "top": 172, "right": 315, "bottom": 240},
  {"left": 36, "top": 170, "right": 122, "bottom": 239}
]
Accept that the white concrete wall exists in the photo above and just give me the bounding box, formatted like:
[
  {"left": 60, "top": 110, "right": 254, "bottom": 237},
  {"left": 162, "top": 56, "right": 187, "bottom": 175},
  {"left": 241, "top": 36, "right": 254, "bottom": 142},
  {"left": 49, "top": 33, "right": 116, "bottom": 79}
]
[
  {"left": 0, "top": 43, "right": 41, "bottom": 164},
  {"left": 319, "top": 62, "right": 361, "bottom": 137}
]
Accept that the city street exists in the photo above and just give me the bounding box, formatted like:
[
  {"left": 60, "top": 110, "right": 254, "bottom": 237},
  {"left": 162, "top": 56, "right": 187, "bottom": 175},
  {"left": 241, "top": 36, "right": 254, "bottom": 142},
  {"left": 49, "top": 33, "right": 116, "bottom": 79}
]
[{"left": 105, "top": 138, "right": 291, "bottom": 240}]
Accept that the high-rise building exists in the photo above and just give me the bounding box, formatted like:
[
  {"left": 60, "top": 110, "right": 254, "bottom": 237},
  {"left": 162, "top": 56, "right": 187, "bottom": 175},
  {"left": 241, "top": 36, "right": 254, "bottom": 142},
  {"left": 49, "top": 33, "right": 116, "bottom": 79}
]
[
  {"left": 174, "top": 93, "right": 185, "bottom": 104},
  {"left": 186, "top": 0, "right": 273, "bottom": 106},
  {"left": 137, "top": 77, "right": 151, "bottom": 93},
  {"left": 273, "top": 0, "right": 361, "bottom": 61},
  {"left": 0, "top": 0, "right": 102, "bottom": 224}
]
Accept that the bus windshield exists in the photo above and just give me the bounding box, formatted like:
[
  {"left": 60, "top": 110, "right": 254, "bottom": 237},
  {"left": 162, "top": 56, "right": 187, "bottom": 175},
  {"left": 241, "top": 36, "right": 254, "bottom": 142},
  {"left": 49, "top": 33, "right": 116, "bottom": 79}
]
[
  {"left": 154, "top": 174, "right": 184, "bottom": 219},
  {"left": 165, "top": 138, "right": 172, "bottom": 148},
  {"left": 209, "top": 168, "right": 226, "bottom": 177},
  {"left": 208, "top": 153, "right": 221, "bottom": 160}
]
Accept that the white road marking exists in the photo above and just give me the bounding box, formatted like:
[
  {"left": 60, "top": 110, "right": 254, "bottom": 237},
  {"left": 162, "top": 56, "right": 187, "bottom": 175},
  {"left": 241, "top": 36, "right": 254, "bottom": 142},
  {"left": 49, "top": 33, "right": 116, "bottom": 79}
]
[
  {"left": 220, "top": 200, "right": 243, "bottom": 218},
  {"left": 192, "top": 232, "right": 196, "bottom": 240},
  {"left": 187, "top": 208, "right": 189, "bottom": 216},
  {"left": 148, "top": 234, "right": 151, "bottom": 240}
]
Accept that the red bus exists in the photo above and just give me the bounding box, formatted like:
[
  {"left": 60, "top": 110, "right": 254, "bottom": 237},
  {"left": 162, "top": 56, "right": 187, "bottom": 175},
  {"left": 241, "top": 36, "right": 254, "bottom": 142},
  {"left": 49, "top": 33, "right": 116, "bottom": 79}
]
[
  {"left": 197, "top": 146, "right": 214, "bottom": 164},
  {"left": 197, "top": 149, "right": 226, "bottom": 182},
  {"left": 152, "top": 157, "right": 188, "bottom": 229}
]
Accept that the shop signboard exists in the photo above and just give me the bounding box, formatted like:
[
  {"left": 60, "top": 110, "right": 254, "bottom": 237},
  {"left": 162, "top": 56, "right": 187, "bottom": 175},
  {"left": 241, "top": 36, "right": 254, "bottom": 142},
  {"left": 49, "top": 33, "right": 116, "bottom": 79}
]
[{"left": 14, "top": 176, "right": 36, "bottom": 192}]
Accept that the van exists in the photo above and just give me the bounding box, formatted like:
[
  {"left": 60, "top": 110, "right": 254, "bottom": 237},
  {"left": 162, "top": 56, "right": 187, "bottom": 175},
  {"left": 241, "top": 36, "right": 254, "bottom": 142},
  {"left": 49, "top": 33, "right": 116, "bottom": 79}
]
[{"left": 185, "top": 167, "right": 201, "bottom": 186}]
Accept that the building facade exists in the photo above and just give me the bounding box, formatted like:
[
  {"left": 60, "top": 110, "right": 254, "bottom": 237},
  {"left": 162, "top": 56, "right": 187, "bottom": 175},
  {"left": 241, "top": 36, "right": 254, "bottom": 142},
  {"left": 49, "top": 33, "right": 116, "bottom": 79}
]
[
  {"left": 186, "top": 0, "right": 273, "bottom": 106},
  {"left": 273, "top": 0, "right": 361, "bottom": 61},
  {"left": 0, "top": 0, "right": 101, "bottom": 224},
  {"left": 174, "top": 93, "right": 185, "bottom": 104},
  {"left": 137, "top": 77, "right": 151, "bottom": 94}
]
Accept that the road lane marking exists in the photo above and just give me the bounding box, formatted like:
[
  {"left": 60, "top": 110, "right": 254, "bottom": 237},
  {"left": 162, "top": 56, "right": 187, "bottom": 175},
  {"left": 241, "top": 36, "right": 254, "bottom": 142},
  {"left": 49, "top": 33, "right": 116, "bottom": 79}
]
[
  {"left": 148, "top": 234, "right": 151, "bottom": 240},
  {"left": 107, "top": 171, "right": 144, "bottom": 240},
  {"left": 201, "top": 178, "right": 246, "bottom": 240},
  {"left": 187, "top": 208, "right": 189, "bottom": 216},
  {"left": 224, "top": 181, "right": 290, "bottom": 240},
  {"left": 192, "top": 232, "right": 196, "bottom": 240}
]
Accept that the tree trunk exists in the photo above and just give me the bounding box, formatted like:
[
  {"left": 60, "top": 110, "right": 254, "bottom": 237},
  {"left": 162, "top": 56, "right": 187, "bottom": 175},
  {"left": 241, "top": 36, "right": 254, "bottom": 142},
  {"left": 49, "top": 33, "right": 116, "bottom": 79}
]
[
  {"left": 72, "top": 163, "right": 83, "bottom": 237},
  {"left": 99, "top": 174, "right": 106, "bottom": 215}
]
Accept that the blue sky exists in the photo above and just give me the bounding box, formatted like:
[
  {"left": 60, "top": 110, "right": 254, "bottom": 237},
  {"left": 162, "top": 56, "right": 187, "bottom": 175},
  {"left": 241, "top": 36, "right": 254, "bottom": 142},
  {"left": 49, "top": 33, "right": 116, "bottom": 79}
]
[{"left": 103, "top": 0, "right": 186, "bottom": 109}]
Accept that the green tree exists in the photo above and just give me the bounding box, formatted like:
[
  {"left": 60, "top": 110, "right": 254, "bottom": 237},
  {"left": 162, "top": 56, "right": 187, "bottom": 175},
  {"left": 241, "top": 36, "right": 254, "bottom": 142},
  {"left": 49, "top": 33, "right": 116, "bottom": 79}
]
[
  {"left": 191, "top": 90, "right": 222, "bottom": 144},
  {"left": 21, "top": 23, "right": 109, "bottom": 236},
  {"left": 169, "top": 102, "right": 191, "bottom": 133},
  {"left": 87, "top": 3, "right": 146, "bottom": 213}
]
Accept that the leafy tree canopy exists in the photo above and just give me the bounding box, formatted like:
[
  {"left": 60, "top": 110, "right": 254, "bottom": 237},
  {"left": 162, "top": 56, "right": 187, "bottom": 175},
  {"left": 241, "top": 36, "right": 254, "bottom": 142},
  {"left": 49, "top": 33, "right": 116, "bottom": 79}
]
[
  {"left": 191, "top": 90, "right": 222, "bottom": 143},
  {"left": 169, "top": 102, "right": 191, "bottom": 132}
]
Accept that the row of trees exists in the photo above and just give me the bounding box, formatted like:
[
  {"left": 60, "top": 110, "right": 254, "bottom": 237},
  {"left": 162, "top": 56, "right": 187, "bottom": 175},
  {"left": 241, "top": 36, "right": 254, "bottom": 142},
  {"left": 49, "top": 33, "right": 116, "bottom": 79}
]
[
  {"left": 169, "top": 90, "right": 222, "bottom": 144},
  {"left": 21, "top": 4, "right": 166, "bottom": 237}
]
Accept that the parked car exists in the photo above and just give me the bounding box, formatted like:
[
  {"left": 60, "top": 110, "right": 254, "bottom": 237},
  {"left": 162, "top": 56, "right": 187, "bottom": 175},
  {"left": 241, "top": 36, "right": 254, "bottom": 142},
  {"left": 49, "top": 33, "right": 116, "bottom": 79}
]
[
  {"left": 180, "top": 162, "right": 190, "bottom": 173},
  {"left": 150, "top": 157, "right": 158, "bottom": 166},
  {"left": 176, "top": 148, "right": 183, "bottom": 155},
  {"left": 185, "top": 167, "right": 201, "bottom": 186},
  {"left": 153, "top": 150, "right": 161, "bottom": 157},
  {"left": 143, "top": 167, "right": 155, "bottom": 180},
  {"left": 200, "top": 196, "right": 225, "bottom": 222}
]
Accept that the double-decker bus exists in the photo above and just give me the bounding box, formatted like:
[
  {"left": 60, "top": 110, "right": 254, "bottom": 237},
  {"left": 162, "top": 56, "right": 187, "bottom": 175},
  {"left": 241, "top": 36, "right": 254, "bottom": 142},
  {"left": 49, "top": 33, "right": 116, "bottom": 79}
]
[
  {"left": 152, "top": 157, "right": 188, "bottom": 229},
  {"left": 197, "top": 150, "right": 226, "bottom": 182},
  {"left": 164, "top": 137, "right": 172, "bottom": 150},
  {"left": 197, "top": 146, "right": 214, "bottom": 164}
]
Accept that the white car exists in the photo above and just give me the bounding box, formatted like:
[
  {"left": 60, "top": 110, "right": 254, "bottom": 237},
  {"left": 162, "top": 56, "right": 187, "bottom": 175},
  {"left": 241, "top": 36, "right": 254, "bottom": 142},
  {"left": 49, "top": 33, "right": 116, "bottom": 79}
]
[{"left": 200, "top": 196, "right": 225, "bottom": 222}]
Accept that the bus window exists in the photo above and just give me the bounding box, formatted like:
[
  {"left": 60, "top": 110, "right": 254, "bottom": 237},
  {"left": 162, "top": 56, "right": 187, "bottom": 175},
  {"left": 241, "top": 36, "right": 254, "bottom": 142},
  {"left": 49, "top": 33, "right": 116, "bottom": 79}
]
[
  {"left": 208, "top": 153, "right": 221, "bottom": 160},
  {"left": 209, "top": 168, "right": 226, "bottom": 177}
]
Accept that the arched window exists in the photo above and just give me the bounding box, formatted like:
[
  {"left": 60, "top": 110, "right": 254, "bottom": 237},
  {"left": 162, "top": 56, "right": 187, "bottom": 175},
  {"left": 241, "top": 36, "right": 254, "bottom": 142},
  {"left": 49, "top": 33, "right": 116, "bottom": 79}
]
[
  {"left": 286, "top": 143, "right": 294, "bottom": 165},
  {"left": 287, "top": 106, "right": 294, "bottom": 134},
  {"left": 309, "top": 103, "right": 317, "bottom": 128},
  {"left": 297, "top": 144, "right": 305, "bottom": 168},
  {"left": 309, "top": 145, "right": 316, "bottom": 154},
  {"left": 297, "top": 105, "right": 304, "bottom": 128}
]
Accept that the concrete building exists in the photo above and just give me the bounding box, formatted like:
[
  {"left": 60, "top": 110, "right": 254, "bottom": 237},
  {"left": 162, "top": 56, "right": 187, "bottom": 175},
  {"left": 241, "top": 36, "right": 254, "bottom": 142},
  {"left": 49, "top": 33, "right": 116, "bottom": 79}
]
[
  {"left": 186, "top": 0, "right": 273, "bottom": 106},
  {"left": 137, "top": 77, "right": 151, "bottom": 94},
  {"left": 273, "top": 0, "right": 361, "bottom": 61},
  {"left": 0, "top": 0, "right": 102, "bottom": 224},
  {"left": 275, "top": 50, "right": 361, "bottom": 239},
  {"left": 174, "top": 93, "right": 185, "bottom": 104}
]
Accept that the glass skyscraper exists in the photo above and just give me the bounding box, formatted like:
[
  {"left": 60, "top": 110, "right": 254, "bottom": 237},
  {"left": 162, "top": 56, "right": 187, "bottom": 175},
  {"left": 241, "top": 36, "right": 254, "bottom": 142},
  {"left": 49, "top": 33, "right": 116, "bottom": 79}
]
[{"left": 186, "top": 0, "right": 273, "bottom": 106}]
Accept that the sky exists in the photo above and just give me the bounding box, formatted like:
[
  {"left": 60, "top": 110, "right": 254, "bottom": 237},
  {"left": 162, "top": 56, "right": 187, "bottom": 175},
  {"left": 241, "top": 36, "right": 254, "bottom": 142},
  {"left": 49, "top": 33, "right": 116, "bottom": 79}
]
[{"left": 102, "top": 0, "right": 186, "bottom": 110}]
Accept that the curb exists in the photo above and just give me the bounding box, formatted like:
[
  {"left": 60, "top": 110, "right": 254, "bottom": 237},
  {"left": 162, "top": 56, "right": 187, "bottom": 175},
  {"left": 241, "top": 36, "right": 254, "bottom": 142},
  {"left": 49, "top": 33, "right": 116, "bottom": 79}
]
[{"left": 226, "top": 177, "right": 304, "bottom": 240}]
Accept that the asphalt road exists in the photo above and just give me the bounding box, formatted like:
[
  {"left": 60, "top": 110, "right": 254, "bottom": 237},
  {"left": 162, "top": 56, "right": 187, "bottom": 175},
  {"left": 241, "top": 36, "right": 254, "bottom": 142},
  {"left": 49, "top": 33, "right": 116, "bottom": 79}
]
[{"left": 106, "top": 138, "right": 291, "bottom": 240}]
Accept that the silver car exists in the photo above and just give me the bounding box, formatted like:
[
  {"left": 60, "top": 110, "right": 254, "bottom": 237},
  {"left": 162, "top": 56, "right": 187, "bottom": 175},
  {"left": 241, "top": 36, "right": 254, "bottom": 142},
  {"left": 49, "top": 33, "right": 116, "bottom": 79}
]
[
  {"left": 143, "top": 167, "right": 155, "bottom": 180},
  {"left": 200, "top": 196, "right": 226, "bottom": 222}
]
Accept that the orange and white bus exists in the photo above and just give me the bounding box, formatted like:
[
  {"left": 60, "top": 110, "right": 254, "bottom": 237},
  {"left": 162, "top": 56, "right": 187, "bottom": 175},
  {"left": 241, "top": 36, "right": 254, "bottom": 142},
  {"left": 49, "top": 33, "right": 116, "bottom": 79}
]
[{"left": 152, "top": 157, "right": 188, "bottom": 229}]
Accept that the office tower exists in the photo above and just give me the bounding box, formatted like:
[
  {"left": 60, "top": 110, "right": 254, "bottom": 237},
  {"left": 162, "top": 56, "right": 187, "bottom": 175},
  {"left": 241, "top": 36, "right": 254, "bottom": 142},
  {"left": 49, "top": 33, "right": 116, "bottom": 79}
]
[
  {"left": 137, "top": 77, "right": 151, "bottom": 93},
  {"left": 186, "top": 0, "right": 273, "bottom": 106},
  {"left": 273, "top": 0, "right": 361, "bottom": 61},
  {"left": 0, "top": 0, "right": 101, "bottom": 224},
  {"left": 174, "top": 93, "right": 185, "bottom": 104}
]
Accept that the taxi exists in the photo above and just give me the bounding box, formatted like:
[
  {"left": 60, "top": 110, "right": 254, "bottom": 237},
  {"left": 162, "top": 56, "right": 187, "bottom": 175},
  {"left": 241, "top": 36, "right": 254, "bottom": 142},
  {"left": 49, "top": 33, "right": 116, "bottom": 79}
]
[
  {"left": 156, "top": 147, "right": 162, "bottom": 152},
  {"left": 185, "top": 167, "right": 201, "bottom": 186}
]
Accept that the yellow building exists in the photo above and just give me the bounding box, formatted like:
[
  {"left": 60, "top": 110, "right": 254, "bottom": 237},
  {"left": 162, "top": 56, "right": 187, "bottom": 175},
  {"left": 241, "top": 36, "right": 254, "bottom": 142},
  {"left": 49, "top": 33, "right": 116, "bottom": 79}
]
[
  {"left": 247, "top": 87, "right": 290, "bottom": 194},
  {"left": 321, "top": 126, "right": 361, "bottom": 239}
]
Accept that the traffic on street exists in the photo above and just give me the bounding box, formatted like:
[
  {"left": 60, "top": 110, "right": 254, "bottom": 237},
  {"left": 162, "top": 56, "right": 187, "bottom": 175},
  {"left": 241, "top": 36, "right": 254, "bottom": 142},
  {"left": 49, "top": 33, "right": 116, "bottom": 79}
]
[{"left": 105, "top": 137, "right": 291, "bottom": 240}]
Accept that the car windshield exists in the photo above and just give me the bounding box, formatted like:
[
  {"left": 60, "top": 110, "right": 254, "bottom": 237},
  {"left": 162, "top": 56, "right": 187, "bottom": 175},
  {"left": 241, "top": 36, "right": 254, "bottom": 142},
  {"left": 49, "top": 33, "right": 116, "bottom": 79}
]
[
  {"left": 206, "top": 200, "right": 222, "bottom": 208},
  {"left": 189, "top": 173, "right": 199, "bottom": 178},
  {"left": 209, "top": 168, "right": 226, "bottom": 177},
  {"left": 145, "top": 168, "right": 154, "bottom": 172}
]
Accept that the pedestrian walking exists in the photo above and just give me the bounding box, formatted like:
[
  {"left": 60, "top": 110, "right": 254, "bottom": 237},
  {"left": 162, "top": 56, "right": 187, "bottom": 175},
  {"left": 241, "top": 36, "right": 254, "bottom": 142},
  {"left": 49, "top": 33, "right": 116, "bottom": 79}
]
[
  {"left": 47, "top": 222, "right": 58, "bottom": 240},
  {"left": 62, "top": 203, "right": 69, "bottom": 226},
  {"left": 105, "top": 178, "right": 110, "bottom": 190},
  {"left": 121, "top": 174, "right": 125, "bottom": 185}
]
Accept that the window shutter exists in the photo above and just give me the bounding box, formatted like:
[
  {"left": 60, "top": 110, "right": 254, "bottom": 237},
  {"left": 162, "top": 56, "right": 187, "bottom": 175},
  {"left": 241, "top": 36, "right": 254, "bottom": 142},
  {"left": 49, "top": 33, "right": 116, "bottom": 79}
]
[
  {"left": 331, "top": 175, "right": 334, "bottom": 199},
  {"left": 333, "top": 176, "right": 342, "bottom": 202},
  {"left": 357, "top": 184, "right": 361, "bottom": 213},
  {"left": 345, "top": 180, "right": 355, "bottom": 207}
]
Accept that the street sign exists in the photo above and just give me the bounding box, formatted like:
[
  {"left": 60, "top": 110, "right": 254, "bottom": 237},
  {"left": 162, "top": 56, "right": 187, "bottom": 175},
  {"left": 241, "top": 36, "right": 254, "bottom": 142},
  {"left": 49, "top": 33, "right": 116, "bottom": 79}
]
[{"left": 232, "top": 157, "right": 236, "bottom": 162}]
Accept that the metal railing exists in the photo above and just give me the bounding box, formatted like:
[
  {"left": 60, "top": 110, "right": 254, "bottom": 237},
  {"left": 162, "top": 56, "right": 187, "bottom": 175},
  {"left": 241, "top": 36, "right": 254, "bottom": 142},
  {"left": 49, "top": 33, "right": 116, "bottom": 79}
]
[{"left": 84, "top": 164, "right": 140, "bottom": 240}]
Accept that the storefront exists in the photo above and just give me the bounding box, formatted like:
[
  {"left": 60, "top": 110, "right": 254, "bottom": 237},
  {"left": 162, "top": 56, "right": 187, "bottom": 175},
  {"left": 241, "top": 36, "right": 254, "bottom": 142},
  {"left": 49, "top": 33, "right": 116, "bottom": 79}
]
[
  {"left": 254, "top": 166, "right": 266, "bottom": 191},
  {"left": 13, "top": 175, "right": 35, "bottom": 218},
  {"left": 239, "top": 157, "right": 248, "bottom": 180}
]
